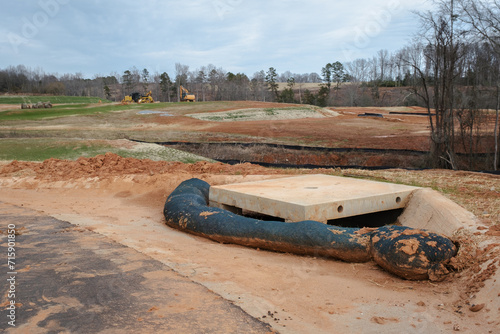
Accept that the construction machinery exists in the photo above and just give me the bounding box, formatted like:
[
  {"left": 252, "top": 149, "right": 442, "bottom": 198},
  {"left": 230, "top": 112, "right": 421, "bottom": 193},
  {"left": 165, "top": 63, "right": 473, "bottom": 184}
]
[
  {"left": 122, "top": 91, "right": 154, "bottom": 104},
  {"left": 180, "top": 85, "right": 195, "bottom": 102},
  {"left": 121, "top": 93, "right": 136, "bottom": 104},
  {"left": 138, "top": 91, "right": 154, "bottom": 103}
]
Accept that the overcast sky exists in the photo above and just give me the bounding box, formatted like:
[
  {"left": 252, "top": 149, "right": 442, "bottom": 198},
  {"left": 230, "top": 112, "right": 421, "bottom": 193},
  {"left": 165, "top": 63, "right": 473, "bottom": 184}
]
[{"left": 1, "top": 0, "right": 433, "bottom": 78}]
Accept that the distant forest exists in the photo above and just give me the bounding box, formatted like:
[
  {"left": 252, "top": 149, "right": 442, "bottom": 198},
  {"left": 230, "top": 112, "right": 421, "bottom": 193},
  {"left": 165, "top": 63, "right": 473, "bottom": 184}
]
[
  {"left": 1, "top": 0, "right": 499, "bottom": 170},
  {"left": 1, "top": 34, "right": 499, "bottom": 109},
  {"left": 1, "top": 35, "right": 498, "bottom": 108}
]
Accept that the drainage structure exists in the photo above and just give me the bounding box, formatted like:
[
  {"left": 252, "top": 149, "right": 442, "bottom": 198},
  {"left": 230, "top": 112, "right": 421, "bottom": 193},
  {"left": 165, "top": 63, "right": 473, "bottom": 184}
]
[{"left": 163, "top": 177, "right": 466, "bottom": 281}]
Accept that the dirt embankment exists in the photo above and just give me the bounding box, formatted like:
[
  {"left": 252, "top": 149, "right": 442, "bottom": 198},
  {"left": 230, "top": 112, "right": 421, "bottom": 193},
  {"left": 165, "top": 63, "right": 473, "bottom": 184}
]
[
  {"left": 166, "top": 142, "right": 428, "bottom": 168},
  {"left": 0, "top": 154, "right": 499, "bottom": 333}
]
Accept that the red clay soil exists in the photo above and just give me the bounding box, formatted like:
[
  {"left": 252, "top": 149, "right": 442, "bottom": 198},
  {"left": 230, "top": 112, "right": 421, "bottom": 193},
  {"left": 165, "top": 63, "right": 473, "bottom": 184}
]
[
  {"left": 0, "top": 154, "right": 499, "bottom": 333},
  {"left": 0, "top": 154, "right": 282, "bottom": 180},
  {"left": 149, "top": 111, "right": 431, "bottom": 150},
  {"left": 146, "top": 105, "right": 497, "bottom": 156}
]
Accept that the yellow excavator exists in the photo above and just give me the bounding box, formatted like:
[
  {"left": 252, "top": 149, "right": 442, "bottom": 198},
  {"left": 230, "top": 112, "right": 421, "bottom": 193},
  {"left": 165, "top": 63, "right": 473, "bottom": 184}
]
[
  {"left": 138, "top": 91, "right": 154, "bottom": 103},
  {"left": 180, "top": 85, "right": 195, "bottom": 102},
  {"left": 122, "top": 91, "right": 154, "bottom": 104}
]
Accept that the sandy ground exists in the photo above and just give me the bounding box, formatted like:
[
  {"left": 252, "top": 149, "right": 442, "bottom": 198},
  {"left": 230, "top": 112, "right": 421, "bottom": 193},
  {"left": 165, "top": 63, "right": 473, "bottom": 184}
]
[
  {"left": 0, "top": 155, "right": 499, "bottom": 333},
  {"left": 186, "top": 107, "right": 339, "bottom": 122}
]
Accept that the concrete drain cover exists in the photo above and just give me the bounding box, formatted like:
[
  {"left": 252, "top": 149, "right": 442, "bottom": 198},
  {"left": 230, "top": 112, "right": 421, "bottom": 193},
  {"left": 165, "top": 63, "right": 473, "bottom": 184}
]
[{"left": 209, "top": 174, "right": 420, "bottom": 223}]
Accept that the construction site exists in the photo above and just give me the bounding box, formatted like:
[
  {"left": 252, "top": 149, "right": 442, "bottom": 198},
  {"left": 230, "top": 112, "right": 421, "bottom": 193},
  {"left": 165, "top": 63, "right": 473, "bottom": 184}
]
[{"left": 3, "top": 0, "right": 500, "bottom": 331}]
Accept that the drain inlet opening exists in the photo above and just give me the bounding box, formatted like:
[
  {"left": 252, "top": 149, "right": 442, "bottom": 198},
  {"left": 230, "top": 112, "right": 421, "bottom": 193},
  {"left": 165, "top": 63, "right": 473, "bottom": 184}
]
[{"left": 327, "top": 208, "right": 405, "bottom": 228}]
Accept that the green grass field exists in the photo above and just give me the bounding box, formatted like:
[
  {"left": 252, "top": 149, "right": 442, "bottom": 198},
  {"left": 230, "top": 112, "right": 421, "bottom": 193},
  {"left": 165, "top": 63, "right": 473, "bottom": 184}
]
[
  {"left": 0, "top": 99, "right": 273, "bottom": 121},
  {"left": 0, "top": 102, "right": 173, "bottom": 121},
  {"left": 0, "top": 96, "right": 112, "bottom": 104}
]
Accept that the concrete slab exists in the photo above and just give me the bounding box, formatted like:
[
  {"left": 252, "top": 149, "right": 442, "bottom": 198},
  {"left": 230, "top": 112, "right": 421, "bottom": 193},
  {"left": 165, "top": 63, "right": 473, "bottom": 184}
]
[{"left": 209, "top": 174, "right": 420, "bottom": 223}]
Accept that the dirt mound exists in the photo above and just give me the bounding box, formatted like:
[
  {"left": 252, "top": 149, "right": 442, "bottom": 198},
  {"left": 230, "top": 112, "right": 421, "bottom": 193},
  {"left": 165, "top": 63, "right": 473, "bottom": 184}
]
[{"left": 0, "top": 153, "right": 283, "bottom": 180}]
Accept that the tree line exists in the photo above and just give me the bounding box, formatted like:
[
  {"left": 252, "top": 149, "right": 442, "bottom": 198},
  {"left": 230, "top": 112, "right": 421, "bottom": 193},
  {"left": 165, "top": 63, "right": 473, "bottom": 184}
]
[{"left": 0, "top": 64, "right": 322, "bottom": 103}]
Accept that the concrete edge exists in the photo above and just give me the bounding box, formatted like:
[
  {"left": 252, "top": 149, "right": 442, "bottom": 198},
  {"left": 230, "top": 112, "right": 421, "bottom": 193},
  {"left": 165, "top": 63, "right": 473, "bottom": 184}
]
[{"left": 398, "top": 188, "right": 478, "bottom": 237}]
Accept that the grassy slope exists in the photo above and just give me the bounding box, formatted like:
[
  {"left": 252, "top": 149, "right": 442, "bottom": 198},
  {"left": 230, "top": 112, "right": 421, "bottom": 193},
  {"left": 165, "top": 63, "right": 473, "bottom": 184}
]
[
  {"left": 0, "top": 100, "right": 298, "bottom": 122},
  {"left": 0, "top": 102, "right": 170, "bottom": 121},
  {"left": 0, "top": 138, "right": 212, "bottom": 163},
  {"left": 0, "top": 96, "right": 112, "bottom": 104}
]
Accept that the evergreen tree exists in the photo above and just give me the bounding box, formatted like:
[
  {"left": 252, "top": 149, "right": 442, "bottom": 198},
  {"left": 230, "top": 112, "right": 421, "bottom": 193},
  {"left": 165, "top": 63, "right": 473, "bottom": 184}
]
[
  {"left": 265, "top": 67, "right": 279, "bottom": 101},
  {"left": 321, "top": 63, "right": 332, "bottom": 91},
  {"left": 122, "top": 70, "right": 133, "bottom": 92},
  {"left": 141, "top": 68, "right": 150, "bottom": 92},
  {"left": 331, "top": 61, "right": 347, "bottom": 90}
]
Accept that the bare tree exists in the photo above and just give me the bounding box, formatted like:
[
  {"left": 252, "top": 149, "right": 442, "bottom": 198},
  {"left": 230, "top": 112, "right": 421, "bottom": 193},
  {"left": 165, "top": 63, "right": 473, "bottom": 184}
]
[
  {"left": 377, "top": 49, "right": 390, "bottom": 82},
  {"left": 458, "top": 0, "right": 500, "bottom": 169},
  {"left": 369, "top": 57, "right": 379, "bottom": 82},
  {"left": 404, "top": 0, "right": 467, "bottom": 169},
  {"left": 250, "top": 70, "right": 266, "bottom": 101},
  {"left": 308, "top": 72, "right": 322, "bottom": 83},
  {"left": 174, "top": 63, "right": 189, "bottom": 83},
  {"left": 152, "top": 71, "right": 161, "bottom": 102},
  {"left": 196, "top": 67, "right": 207, "bottom": 102}
]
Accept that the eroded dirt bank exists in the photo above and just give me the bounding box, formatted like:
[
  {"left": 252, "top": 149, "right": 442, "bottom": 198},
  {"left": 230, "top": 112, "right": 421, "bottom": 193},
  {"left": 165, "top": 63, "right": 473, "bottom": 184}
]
[{"left": 0, "top": 154, "right": 499, "bottom": 333}]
